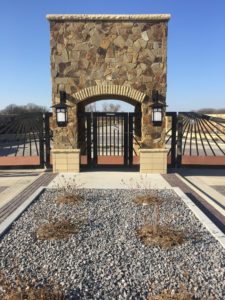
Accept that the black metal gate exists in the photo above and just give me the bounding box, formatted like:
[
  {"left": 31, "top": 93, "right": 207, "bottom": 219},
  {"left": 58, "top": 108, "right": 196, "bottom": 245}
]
[{"left": 78, "top": 112, "right": 140, "bottom": 168}]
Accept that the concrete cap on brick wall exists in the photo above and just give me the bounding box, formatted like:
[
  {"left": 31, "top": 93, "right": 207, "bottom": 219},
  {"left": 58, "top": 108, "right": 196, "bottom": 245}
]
[{"left": 46, "top": 14, "right": 171, "bottom": 22}]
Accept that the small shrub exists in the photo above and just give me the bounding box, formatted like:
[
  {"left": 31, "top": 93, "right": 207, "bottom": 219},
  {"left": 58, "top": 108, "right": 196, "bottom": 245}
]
[
  {"left": 147, "top": 284, "right": 193, "bottom": 300},
  {"left": 134, "top": 194, "right": 164, "bottom": 206},
  {"left": 56, "top": 193, "right": 84, "bottom": 205},
  {"left": 55, "top": 174, "right": 84, "bottom": 205},
  {"left": 3, "top": 288, "right": 65, "bottom": 300},
  {"left": 0, "top": 271, "right": 65, "bottom": 300},
  {"left": 36, "top": 218, "right": 84, "bottom": 240},
  {"left": 136, "top": 224, "right": 185, "bottom": 248}
]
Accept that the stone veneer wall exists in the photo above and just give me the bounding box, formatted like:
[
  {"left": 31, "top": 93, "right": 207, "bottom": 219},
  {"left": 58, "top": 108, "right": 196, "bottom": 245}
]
[{"left": 47, "top": 14, "right": 170, "bottom": 150}]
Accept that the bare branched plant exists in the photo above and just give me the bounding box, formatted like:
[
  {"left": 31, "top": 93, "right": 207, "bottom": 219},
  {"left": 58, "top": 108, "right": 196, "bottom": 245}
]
[
  {"left": 121, "top": 174, "right": 157, "bottom": 193},
  {"left": 147, "top": 283, "right": 193, "bottom": 300},
  {"left": 0, "top": 270, "right": 65, "bottom": 300},
  {"left": 36, "top": 217, "right": 86, "bottom": 240},
  {"left": 136, "top": 224, "right": 185, "bottom": 248},
  {"left": 123, "top": 175, "right": 185, "bottom": 247},
  {"left": 55, "top": 174, "right": 84, "bottom": 205},
  {"left": 122, "top": 174, "right": 166, "bottom": 207},
  {"left": 152, "top": 201, "right": 160, "bottom": 234}
]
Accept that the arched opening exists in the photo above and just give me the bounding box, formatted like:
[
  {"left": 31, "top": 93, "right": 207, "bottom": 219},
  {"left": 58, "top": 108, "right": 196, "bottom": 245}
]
[
  {"left": 77, "top": 95, "right": 142, "bottom": 168},
  {"left": 85, "top": 99, "right": 134, "bottom": 113}
]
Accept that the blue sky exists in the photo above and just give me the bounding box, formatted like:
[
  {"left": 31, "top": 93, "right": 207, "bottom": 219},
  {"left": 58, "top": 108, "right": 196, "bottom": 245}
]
[{"left": 0, "top": 0, "right": 225, "bottom": 112}]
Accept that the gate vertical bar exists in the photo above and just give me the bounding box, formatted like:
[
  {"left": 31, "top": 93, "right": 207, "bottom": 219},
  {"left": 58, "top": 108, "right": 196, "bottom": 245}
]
[
  {"left": 171, "top": 112, "right": 177, "bottom": 168},
  {"left": 176, "top": 113, "right": 183, "bottom": 167},
  {"left": 117, "top": 115, "right": 119, "bottom": 155},
  {"left": 128, "top": 113, "right": 134, "bottom": 166},
  {"left": 124, "top": 114, "right": 128, "bottom": 166},
  {"left": 106, "top": 115, "right": 108, "bottom": 155},
  {"left": 113, "top": 115, "right": 116, "bottom": 156},
  {"left": 109, "top": 116, "right": 112, "bottom": 156},
  {"left": 39, "top": 113, "right": 45, "bottom": 168},
  {"left": 93, "top": 113, "right": 98, "bottom": 166},
  {"left": 45, "top": 112, "right": 51, "bottom": 168},
  {"left": 86, "top": 114, "right": 92, "bottom": 167},
  {"left": 101, "top": 115, "right": 104, "bottom": 156}
]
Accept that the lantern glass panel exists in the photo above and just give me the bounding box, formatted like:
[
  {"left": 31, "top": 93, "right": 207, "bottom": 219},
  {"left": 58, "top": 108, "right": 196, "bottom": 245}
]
[
  {"left": 153, "top": 108, "right": 162, "bottom": 122},
  {"left": 57, "top": 108, "right": 66, "bottom": 123}
]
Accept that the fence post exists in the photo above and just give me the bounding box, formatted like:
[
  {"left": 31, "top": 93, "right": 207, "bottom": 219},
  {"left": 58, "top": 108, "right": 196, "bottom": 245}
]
[
  {"left": 170, "top": 112, "right": 177, "bottom": 168},
  {"left": 44, "top": 112, "right": 51, "bottom": 168},
  {"left": 39, "top": 113, "right": 45, "bottom": 168},
  {"left": 176, "top": 113, "right": 183, "bottom": 167}
]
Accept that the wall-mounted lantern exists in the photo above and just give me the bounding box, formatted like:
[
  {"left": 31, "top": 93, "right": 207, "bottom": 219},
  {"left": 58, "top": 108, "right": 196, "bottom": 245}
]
[
  {"left": 52, "top": 91, "right": 70, "bottom": 127},
  {"left": 151, "top": 90, "right": 167, "bottom": 126}
]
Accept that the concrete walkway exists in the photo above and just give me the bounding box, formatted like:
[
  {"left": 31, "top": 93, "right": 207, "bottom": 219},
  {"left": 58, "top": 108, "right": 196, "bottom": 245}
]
[
  {"left": 48, "top": 171, "right": 171, "bottom": 189},
  {"left": 0, "top": 170, "right": 42, "bottom": 209}
]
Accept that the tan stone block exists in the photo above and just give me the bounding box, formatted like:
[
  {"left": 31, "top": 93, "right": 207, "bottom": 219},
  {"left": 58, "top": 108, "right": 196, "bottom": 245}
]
[
  {"left": 100, "top": 38, "right": 111, "bottom": 49},
  {"left": 67, "top": 153, "right": 77, "bottom": 159},
  {"left": 68, "top": 166, "right": 80, "bottom": 172},
  {"left": 55, "top": 165, "right": 68, "bottom": 171},
  {"left": 151, "top": 164, "right": 164, "bottom": 170},
  {"left": 152, "top": 158, "right": 165, "bottom": 164},
  {"left": 140, "top": 153, "right": 153, "bottom": 159},
  {"left": 113, "top": 36, "right": 125, "bottom": 48},
  {"left": 55, "top": 159, "right": 68, "bottom": 165},
  {"left": 54, "top": 153, "right": 66, "bottom": 160}
]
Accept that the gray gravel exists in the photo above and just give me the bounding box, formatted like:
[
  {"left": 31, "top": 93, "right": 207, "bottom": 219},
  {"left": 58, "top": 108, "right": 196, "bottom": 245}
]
[{"left": 0, "top": 188, "right": 225, "bottom": 299}]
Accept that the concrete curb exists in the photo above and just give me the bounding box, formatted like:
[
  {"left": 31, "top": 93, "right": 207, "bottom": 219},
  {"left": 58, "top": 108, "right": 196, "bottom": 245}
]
[
  {"left": 173, "top": 187, "right": 225, "bottom": 249},
  {"left": 0, "top": 186, "right": 46, "bottom": 238},
  {"left": 175, "top": 173, "right": 225, "bottom": 216},
  {"left": 181, "top": 176, "right": 225, "bottom": 209}
]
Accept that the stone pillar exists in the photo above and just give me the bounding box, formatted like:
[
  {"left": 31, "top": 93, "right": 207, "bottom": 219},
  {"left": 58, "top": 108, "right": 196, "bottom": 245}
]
[{"left": 47, "top": 14, "right": 170, "bottom": 173}]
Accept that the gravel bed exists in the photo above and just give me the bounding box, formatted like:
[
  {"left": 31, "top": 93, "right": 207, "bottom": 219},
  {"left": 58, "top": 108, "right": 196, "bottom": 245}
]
[{"left": 0, "top": 188, "right": 225, "bottom": 299}]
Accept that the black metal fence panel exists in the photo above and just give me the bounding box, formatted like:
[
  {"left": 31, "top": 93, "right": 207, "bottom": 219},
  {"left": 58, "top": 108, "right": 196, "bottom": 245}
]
[
  {"left": 0, "top": 112, "right": 52, "bottom": 168},
  {"left": 176, "top": 112, "right": 225, "bottom": 167}
]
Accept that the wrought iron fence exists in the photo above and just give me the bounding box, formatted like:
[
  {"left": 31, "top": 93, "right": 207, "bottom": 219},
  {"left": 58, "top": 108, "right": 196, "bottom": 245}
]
[
  {"left": 0, "top": 113, "right": 51, "bottom": 168},
  {"left": 0, "top": 111, "right": 224, "bottom": 169},
  {"left": 176, "top": 112, "right": 225, "bottom": 166}
]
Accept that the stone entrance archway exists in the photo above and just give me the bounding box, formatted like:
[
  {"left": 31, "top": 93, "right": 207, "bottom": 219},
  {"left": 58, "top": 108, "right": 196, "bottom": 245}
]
[{"left": 47, "top": 14, "right": 170, "bottom": 173}]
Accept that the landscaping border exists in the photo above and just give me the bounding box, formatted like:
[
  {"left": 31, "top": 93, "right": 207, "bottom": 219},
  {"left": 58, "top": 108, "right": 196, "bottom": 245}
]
[
  {"left": 0, "top": 186, "right": 46, "bottom": 237},
  {"left": 0, "top": 183, "right": 225, "bottom": 249},
  {"left": 162, "top": 173, "right": 225, "bottom": 233},
  {"left": 174, "top": 187, "right": 225, "bottom": 249}
]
